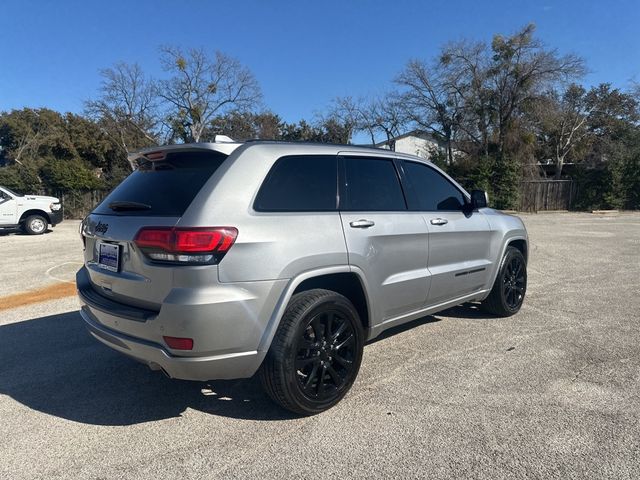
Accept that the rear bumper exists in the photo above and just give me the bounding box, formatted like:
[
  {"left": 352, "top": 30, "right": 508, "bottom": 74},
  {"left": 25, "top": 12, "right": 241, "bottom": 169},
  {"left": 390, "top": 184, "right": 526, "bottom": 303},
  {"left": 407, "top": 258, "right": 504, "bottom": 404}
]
[
  {"left": 80, "top": 306, "right": 262, "bottom": 380},
  {"left": 76, "top": 266, "right": 287, "bottom": 381}
]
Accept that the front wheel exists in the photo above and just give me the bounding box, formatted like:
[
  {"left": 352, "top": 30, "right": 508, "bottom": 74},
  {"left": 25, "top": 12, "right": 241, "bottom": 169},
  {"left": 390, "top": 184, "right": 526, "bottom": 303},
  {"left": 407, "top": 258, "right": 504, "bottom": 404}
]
[
  {"left": 481, "top": 246, "right": 527, "bottom": 316},
  {"left": 259, "top": 289, "right": 364, "bottom": 415},
  {"left": 23, "top": 215, "right": 48, "bottom": 235}
]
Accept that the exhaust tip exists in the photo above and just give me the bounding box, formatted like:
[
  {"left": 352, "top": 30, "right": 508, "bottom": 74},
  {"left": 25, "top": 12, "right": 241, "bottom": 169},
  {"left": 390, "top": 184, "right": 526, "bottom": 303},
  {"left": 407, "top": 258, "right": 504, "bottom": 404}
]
[
  {"left": 148, "top": 362, "right": 171, "bottom": 378},
  {"left": 147, "top": 361, "right": 162, "bottom": 371}
]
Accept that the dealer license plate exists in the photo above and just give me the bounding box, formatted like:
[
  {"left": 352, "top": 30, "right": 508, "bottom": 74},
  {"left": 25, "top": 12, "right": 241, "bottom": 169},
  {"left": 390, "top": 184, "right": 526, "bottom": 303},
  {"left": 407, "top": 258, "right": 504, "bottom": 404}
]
[{"left": 98, "top": 243, "right": 120, "bottom": 272}]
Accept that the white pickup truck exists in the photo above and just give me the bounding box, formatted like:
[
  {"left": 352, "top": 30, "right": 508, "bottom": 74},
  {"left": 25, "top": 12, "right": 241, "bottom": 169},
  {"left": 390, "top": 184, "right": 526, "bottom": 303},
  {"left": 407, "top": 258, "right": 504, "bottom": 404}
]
[{"left": 0, "top": 186, "right": 63, "bottom": 234}]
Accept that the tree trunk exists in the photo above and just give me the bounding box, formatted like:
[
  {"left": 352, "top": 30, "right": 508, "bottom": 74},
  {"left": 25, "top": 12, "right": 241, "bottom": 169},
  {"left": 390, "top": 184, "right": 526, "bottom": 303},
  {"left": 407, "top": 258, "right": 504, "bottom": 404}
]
[
  {"left": 554, "top": 155, "right": 565, "bottom": 180},
  {"left": 190, "top": 124, "right": 200, "bottom": 143}
]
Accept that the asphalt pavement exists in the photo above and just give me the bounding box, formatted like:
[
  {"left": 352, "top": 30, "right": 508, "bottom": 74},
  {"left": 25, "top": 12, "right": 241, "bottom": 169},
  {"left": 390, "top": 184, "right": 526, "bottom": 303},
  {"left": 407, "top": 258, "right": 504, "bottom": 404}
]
[{"left": 0, "top": 213, "right": 638, "bottom": 479}]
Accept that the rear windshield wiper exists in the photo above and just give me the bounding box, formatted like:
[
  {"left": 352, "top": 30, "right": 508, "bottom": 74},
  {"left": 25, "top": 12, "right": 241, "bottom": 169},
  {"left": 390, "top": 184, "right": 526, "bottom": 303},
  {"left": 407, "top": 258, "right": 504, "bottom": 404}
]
[{"left": 108, "top": 201, "right": 152, "bottom": 211}]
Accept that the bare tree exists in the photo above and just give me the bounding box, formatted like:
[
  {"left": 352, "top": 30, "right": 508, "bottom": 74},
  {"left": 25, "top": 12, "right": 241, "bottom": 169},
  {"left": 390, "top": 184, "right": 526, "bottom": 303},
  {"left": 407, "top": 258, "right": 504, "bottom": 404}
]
[
  {"left": 159, "top": 47, "right": 262, "bottom": 142},
  {"left": 361, "top": 94, "right": 407, "bottom": 147},
  {"left": 85, "top": 62, "right": 159, "bottom": 169},
  {"left": 487, "top": 24, "right": 586, "bottom": 157},
  {"left": 535, "top": 84, "right": 595, "bottom": 178},
  {"left": 437, "top": 39, "right": 492, "bottom": 156},
  {"left": 398, "top": 25, "right": 585, "bottom": 163},
  {"left": 396, "top": 59, "right": 466, "bottom": 162},
  {"left": 327, "top": 95, "right": 407, "bottom": 146},
  {"left": 325, "top": 96, "right": 367, "bottom": 143}
]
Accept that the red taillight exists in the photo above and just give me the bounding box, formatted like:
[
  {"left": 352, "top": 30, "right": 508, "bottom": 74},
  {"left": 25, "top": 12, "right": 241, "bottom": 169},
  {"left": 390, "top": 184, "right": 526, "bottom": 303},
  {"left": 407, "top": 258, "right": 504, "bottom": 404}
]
[
  {"left": 163, "top": 336, "right": 193, "bottom": 350},
  {"left": 134, "top": 227, "right": 237, "bottom": 264},
  {"left": 135, "top": 229, "right": 173, "bottom": 250},
  {"left": 174, "top": 230, "right": 226, "bottom": 252}
]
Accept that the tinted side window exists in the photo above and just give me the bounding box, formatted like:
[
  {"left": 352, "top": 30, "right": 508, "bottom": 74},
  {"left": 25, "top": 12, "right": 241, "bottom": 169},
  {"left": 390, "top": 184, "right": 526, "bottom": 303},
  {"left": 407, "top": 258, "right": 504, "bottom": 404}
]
[
  {"left": 254, "top": 155, "right": 337, "bottom": 211},
  {"left": 342, "top": 157, "right": 406, "bottom": 211},
  {"left": 93, "top": 150, "right": 228, "bottom": 217},
  {"left": 404, "top": 161, "right": 466, "bottom": 211}
]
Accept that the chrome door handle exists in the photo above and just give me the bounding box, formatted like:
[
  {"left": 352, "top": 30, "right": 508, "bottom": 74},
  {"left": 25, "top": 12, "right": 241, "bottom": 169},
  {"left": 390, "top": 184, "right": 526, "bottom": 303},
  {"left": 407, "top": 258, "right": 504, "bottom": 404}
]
[
  {"left": 350, "top": 219, "right": 375, "bottom": 229},
  {"left": 430, "top": 218, "right": 448, "bottom": 226}
]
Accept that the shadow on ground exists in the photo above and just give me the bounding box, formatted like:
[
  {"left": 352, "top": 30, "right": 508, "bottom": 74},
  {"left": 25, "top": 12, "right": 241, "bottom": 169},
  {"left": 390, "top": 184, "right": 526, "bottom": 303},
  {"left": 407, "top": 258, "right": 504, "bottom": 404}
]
[
  {"left": 0, "top": 228, "right": 52, "bottom": 236},
  {"left": 366, "top": 315, "right": 441, "bottom": 344},
  {"left": 0, "top": 311, "right": 293, "bottom": 425},
  {"left": 0, "top": 304, "right": 485, "bottom": 426},
  {"left": 438, "top": 302, "right": 496, "bottom": 320}
]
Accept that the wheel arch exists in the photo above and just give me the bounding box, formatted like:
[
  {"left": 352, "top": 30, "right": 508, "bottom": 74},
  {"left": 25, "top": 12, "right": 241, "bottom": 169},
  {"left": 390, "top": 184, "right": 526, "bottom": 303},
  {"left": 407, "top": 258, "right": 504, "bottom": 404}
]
[
  {"left": 508, "top": 238, "right": 528, "bottom": 263},
  {"left": 19, "top": 209, "right": 51, "bottom": 224},
  {"left": 257, "top": 266, "right": 373, "bottom": 353},
  {"left": 293, "top": 272, "right": 370, "bottom": 331},
  {"left": 478, "top": 234, "right": 528, "bottom": 300}
]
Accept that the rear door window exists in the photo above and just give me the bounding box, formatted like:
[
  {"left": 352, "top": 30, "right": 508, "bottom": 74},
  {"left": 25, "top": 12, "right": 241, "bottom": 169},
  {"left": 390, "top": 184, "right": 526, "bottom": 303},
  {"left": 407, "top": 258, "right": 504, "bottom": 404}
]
[
  {"left": 254, "top": 155, "right": 338, "bottom": 211},
  {"left": 403, "top": 161, "right": 466, "bottom": 211},
  {"left": 341, "top": 157, "right": 407, "bottom": 211},
  {"left": 93, "top": 150, "right": 227, "bottom": 216}
]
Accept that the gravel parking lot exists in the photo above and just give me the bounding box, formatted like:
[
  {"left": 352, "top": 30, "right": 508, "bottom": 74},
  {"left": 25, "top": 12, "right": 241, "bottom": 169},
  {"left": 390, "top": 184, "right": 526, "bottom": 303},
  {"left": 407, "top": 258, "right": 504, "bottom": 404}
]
[{"left": 0, "top": 213, "right": 639, "bottom": 479}]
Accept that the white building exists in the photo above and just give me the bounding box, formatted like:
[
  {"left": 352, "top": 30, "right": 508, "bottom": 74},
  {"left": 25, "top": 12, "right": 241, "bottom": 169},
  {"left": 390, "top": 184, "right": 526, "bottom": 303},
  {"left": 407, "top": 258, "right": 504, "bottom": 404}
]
[
  {"left": 375, "top": 130, "right": 464, "bottom": 166},
  {"left": 375, "top": 130, "right": 447, "bottom": 159}
]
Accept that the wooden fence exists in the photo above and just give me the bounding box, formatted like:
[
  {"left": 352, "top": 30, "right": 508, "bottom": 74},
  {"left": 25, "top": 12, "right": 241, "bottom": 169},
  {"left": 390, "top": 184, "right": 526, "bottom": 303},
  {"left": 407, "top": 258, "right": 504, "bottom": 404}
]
[{"left": 519, "top": 180, "right": 574, "bottom": 212}]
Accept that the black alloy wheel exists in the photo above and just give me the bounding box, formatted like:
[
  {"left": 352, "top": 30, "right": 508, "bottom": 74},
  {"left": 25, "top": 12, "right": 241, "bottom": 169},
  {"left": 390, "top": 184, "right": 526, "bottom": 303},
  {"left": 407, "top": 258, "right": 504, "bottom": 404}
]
[
  {"left": 482, "top": 246, "right": 527, "bottom": 316},
  {"left": 295, "top": 309, "right": 357, "bottom": 400},
  {"left": 503, "top": 254, "right": 526, "bottom": 310},
  {"left": 260, "top": 289, "right": 364, "bottom": 415}
]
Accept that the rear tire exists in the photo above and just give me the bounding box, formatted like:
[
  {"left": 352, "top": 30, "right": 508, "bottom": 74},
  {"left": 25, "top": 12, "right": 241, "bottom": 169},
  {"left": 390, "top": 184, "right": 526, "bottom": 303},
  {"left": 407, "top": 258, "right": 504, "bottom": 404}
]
[
  {"left": 259, "top": 289, "right": 364, "bottom": 415},
  {"left": 23, "top": 215, "right": 48, "bottom": 235},
  {"left": 481, "top": 246, "right": 527, "bottom": 317}
]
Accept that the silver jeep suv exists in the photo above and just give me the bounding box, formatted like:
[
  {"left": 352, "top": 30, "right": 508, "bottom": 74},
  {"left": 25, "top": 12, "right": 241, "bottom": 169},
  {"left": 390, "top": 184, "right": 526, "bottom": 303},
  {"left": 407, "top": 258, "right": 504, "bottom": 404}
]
[{"left": 78, "top": 140, "right": 528, "bottom": 414}]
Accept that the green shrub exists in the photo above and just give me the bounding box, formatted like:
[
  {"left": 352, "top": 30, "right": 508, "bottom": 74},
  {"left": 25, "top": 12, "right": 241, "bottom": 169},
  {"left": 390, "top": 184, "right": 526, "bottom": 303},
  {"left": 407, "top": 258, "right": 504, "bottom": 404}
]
[
  {"left": 0, "top": 165, "right": 42, "bottom": 194},
  {"left": 40, "top": 158, "right": 103, "bottom": 192}
]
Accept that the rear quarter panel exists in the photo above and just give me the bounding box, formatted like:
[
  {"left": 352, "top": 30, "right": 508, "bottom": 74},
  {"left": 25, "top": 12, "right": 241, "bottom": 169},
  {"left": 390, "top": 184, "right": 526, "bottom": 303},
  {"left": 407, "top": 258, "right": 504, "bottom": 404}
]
[{"left": 179, "top": 144, "right": 349, "bottom": 283}]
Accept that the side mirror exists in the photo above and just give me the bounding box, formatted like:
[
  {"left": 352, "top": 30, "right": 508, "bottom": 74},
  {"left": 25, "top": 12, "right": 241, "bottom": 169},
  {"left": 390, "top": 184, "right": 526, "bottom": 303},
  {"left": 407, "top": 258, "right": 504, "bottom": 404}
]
[{"left": 470, "top": 190, "right": 488, "bottom": 209}]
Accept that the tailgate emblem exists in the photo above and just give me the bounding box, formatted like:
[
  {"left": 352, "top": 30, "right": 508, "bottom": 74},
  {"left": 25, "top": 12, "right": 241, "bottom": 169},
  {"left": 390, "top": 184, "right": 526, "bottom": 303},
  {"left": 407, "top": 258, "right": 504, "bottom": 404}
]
[{"left": 95, "top": 221, "right": 109, "bottom": 234}]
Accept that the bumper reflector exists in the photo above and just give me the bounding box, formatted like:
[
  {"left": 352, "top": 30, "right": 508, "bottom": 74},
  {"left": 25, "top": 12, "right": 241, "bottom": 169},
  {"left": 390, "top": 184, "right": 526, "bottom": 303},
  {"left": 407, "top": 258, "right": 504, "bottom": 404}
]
[{"left": 163, "top": 336, "right": 194, "bottom": 350}]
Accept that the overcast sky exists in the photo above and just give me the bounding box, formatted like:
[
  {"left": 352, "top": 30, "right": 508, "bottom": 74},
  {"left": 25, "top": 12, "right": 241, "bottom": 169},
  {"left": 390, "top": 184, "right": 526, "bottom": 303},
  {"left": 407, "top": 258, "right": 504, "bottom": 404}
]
[{"left": 1, "top": 0, "right": 638, "bottom": 123}]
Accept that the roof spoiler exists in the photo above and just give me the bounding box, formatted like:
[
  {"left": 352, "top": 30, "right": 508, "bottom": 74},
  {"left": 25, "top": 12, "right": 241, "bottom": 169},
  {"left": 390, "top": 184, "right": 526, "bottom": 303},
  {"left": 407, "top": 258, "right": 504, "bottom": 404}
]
[{"left": 128, "top": 138, "right": 243, "bottom": 164}]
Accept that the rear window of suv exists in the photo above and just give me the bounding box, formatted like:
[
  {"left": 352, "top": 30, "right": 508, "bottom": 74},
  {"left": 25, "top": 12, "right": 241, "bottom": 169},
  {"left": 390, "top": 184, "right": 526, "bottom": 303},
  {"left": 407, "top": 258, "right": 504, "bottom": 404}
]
[
  {"left": 93, "top": 150, "right": 227, "bottom": 217},
  {"left": 341, "top": 157, "right": 407, "bottom": 211}
]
